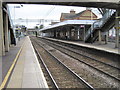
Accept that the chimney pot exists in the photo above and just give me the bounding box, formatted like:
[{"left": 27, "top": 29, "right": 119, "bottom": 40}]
[{"left": 70, "top": 9, "right": 75, "bottom": 13}]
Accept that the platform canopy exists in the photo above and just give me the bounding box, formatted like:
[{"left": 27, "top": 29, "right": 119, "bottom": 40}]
[
  {"left": 40, "top": 20, "right": 96, "bottom": 32},
  {"left": 2, "top": 0, "right": 120, "bottom": 9}
]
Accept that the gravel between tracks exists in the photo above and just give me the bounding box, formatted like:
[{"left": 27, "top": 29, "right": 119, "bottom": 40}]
[
  {"left": 31, "top": 37, "right": 120, "bottom": 89},
  {"left": 42, "top": 41, "right": 119, "bottom": 88},
  {"left": 32, "top": 39, "right": 87, "bottom": 88}
]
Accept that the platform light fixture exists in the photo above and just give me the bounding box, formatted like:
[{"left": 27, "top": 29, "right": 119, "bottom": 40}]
[
  {"left": 13, "top": 5, "right": 23, "bottom": 28},
  {"left": 13, "top": 5, "right": 23, "bottom": 39}
]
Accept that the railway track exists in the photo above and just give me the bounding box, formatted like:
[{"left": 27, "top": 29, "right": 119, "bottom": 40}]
[
  {"left": 41, "top": 37, "right": 120, "bottom": 68},
  {"left": 37, "top": 37, "right": 120, "bottom": 83},
  {"left": 31, "top": 37, "right": 95, "bottom": 89}
]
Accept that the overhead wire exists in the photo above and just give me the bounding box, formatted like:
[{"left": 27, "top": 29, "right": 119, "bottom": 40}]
[
  {"left": 41, "top": 5, "right": 56, "bottom": 25},
  {"left": 43, "top": 5, "right": 55, "bottom": 19}
]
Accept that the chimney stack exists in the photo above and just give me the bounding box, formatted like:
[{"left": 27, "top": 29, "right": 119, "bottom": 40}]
[{"left": 70, "top": 9, "right": 75, "bottom": 14}]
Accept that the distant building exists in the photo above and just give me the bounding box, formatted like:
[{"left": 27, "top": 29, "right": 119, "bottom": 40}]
[
  {"left": 60, "top": 9, "right": 98, "bottom": 22},
  {"left": 51, "top": 22, "right": 59, "bottom": 25},
  {"left": 27, "top": 28, "right": 37, "bottom": 36}
]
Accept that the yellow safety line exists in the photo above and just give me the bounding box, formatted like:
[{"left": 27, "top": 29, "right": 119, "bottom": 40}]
[{"left": 0, "top": 38, "right": 26, "bottom": 90}]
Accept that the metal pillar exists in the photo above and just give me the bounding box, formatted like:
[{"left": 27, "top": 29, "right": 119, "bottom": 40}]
[
  {"left": 98, "top": 30, "right": 102, "bottom": 44},
  {"left": 42, "top": 32, "right": 43, "bottom": 37},
  {"left": 105, "top": 32, "right": 108, "bottom": 44},
  {"left": 0, "top": 0, "right": 3, "bottom": 86},
  {"left": 69, "top": 29, "right": 71, "bottom": 40},
  {"left": 115, "top": 9, "right": 119, "bottom": 48},
  {"left": 0, "top": 0, "right": 5, "bottom": 56},
  {"left": 83, "top": 27, "right": 86, "bottom": 42},
  {"left": 4, "top": 10, "right": 9, "bottom": 52},
  {"left": 75, "top": 30, "right": 78, "bottom": 40},
  {"left": 67, "top": 27, "right": 71, "bottom": 40}
]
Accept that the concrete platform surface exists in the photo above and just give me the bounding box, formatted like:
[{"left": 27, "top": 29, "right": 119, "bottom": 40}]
[
  {"left": 7, "top": 36, "right": 48, "bottom": 88},
  {"left": 42, "top": 37, "right": 119, "bottom": 55},
  {"left": 2, "top": 37, "right": 25, "bottom": 83}
]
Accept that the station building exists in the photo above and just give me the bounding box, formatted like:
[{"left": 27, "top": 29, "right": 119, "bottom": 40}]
[
  {"left": 60, "top": 9, "right": 98, "bottom": 22},
  {"left": 40, "top": 20, "right": 96, "bottom": 41},
  {"left": 40, "top": 8, "right": 118, "bottom": 45},
  {"left": 40, "top": 9, "right": 99, "bottom": 41}
]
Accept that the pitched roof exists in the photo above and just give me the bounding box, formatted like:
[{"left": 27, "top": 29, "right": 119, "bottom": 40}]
[
  {"left": 40, "top": 20, "right": 96, "bottom": 32},
  {"left": 65, "top": 11, "right": 85, "bottom": 19},
  {"left": 61, "top": 13, "right": 76, "bottom": 19},
  {"left": 60, "top": 9, "right": 98, "bottom": 20}
]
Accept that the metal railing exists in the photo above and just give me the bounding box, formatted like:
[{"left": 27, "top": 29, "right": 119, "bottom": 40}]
[{"left": 85, "top": 10, "right": 115, "bottom": 41}]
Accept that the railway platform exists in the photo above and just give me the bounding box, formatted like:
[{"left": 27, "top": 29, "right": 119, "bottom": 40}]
[
  {"left": 1, "top": 36, "right": 48, "bottom": 89},
  {"left": 2, "top": 37, "right": 25, "bottom": 84},
  {"left": 41, "top": 37, "right": 119, "bottom": 55}
]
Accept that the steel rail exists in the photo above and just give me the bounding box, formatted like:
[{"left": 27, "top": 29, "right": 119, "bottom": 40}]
[
  {"left": 31, "top": 40, "right": 59, "bottom": 90},
  {"left": 38, "top": 37, "right": 120, "bottom": 82},
  {"left": 41, "top": 37, "right": 120, "bottom": 70},
  {"left": 32, "top": 37, "right": 95, "bottom": 90}
]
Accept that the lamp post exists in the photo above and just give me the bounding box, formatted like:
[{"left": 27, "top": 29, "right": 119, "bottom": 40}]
[
  {"left": 14, "top": 5, "right": 23, "bottom": 28},
  {"left": 13, "top": 5, "right": 23, "bottom": 41}
]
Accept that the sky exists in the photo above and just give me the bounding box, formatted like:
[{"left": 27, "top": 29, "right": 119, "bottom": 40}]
[{"left": 8, "top": 4, "right": 102, "bottom": 28}]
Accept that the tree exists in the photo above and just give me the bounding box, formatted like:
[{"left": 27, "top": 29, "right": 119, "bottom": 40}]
[
  {"left": 35, "top": 26, "right": 39, "bottom": 29},
  {"left": 21, "top": 25, "right": 27, "bottom": 32},
  {"left": 39, "top": 24, "right": 44, "bottom": 29}
]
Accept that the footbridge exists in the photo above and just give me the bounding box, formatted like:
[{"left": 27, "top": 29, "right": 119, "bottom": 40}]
[{"left": 2, "top": 0, "right": 120, "bottom": 9}]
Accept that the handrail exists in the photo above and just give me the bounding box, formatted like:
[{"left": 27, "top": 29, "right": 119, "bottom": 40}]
[{"left": 85, "top": 10, "right": 115, "bottom": 41}]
